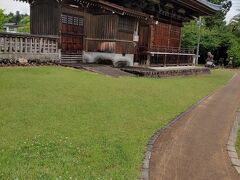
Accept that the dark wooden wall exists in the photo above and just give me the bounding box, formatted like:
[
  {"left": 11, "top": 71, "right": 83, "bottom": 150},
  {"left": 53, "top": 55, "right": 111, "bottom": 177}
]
[
  {"left": 139, "top": 22, "right": 181, "bottom": 51},
  {"left": 30, "top": 0, "right": 60, "bottom": 35},
  {"left": 60, "top": 5, "right": 85, "bottom": 53},
  {"left": 151, "top": 22, "right": 181, "bottom": 49},
  {"left": 85, "top": 13, "right": 137, "bottom": 54}
]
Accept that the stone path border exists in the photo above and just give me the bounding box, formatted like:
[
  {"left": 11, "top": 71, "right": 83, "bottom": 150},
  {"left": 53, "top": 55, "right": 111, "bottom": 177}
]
[
  {"left": 227, "top": 111, "right": 240, "bottom": 174},
  {"left": 141, "top": 94, "right": 212, "bottom": 180}
]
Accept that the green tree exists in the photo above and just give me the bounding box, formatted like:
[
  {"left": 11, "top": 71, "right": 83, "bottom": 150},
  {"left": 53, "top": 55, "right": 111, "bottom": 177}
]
[
  {"left": 0, "top": 9, "right": 30, "bottom": 33},
  {"left": 226, "top": 12, "right": 240, "bottom": 65},
  {"left": 0, "top": 9, "right": 9, "bottom": 32},
  {"left": 229, "top": 13, "right": 240, "bottom": 37},
  {"left": 18, "top": 16, "right": 30, "bottom": 33},
  {"left": 181, "top": 0, "right": 239, "bottom": 65},
  {"left": 182, "top": 19, "right": 226, "bottom": 63}
]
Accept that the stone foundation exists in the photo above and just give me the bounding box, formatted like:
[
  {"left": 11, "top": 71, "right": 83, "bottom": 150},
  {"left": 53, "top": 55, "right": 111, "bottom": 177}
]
[{"left": 121, "top": 66, "right": 211, "bottom": 78}]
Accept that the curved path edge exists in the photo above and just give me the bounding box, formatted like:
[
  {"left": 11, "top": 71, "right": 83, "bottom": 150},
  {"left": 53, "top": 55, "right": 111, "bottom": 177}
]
[
  {"left": 227, "top": 111, "right": 240, "bottom": 173},
  {"left": 140, "top": 93, "right": 212, "bottom": 180},
  {"left": 140, "top": 73, "right": 238, "bottom": 180}
]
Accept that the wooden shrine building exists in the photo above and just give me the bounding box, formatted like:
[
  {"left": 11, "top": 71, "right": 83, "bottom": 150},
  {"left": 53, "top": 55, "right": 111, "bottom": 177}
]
[{"left": 5, "top": 0, "right": 221, "bottom": 66}]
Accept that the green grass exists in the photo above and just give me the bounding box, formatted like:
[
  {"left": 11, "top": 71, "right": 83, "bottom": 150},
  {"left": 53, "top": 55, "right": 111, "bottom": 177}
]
[{"left": 0, "top": 67, "right": 234, "bottom": 179}]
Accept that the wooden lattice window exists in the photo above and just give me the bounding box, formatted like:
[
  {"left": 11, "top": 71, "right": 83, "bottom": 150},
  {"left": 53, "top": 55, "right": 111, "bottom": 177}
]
[
  {"left": 61, "top": 14, "right": 68, "bottom": 24},
  {"left": 78, "top": 17, "right": 84, "bottom": 26},
  {"left": 61, "top": 14, "right": 84, "bottom": 26},
  {"left": 68, "top": 16, "right": 73, "bottom": 25},
  {"left": 73, "top": 17, "right": 78, "bottom": 26}
]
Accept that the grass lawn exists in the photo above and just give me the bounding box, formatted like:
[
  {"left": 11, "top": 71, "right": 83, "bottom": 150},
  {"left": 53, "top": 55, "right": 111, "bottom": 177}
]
[{"left": 0, "top": 67, "right": 234, "bottom": 179}]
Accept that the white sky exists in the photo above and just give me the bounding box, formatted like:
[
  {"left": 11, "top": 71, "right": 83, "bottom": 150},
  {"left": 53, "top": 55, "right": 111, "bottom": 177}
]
[
  {"left": 226, "top": 0, "right": 240, "bottom": 22},
  {"left": 0, "top": 0, "right": 30, "bottom": 14},
  {"left": 0, "top": 0, "right": 239, "bottom": 22}
]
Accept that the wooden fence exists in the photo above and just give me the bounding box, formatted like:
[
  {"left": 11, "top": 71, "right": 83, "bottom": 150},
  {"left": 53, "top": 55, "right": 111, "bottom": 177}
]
[{"left": 0, "top": 32, "right": 60, "bottom": 62}]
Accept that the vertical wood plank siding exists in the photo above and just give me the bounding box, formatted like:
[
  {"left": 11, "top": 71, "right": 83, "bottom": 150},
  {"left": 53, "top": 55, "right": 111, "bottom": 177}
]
[
  {"left": 60, "top": 6, "right": 136, "bottom": 54},
  {"left": 85, "top": 13, "right": 136, "bottom": 54},
  {"left": 139, "top": 22, "right": 181, "bottom": 50},
  {"left": 151, "top": 23, "right": 181, "bottom": 49},
  {"left": 31, "top": 0, "right": 60, "bottom": 36}
]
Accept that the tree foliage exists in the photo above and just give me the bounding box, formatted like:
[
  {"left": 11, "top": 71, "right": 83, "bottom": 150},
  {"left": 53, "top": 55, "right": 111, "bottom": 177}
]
[
  {"left": 227, "top": 14, "right": 240, "bottom": 66},
  {"left": 182, "top": 0, "right": 240, "bottom": 66},
  {"left": 0, "top": 9, "right": 30, "bottom": 33},
  {"left": 18, "top": 16, "right": 30, "bottom": 33},
  {"left": 229, "top": 14, "right": 240, "bottom": 37},
  {"left": 0, "top": 9, "right": 9, "bottom": 32}
]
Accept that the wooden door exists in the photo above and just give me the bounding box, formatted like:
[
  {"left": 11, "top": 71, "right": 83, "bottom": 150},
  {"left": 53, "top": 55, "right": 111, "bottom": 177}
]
[
  {"left": 61, "top": 14, "right": 84, "bottom": 54},
  {"left": 138, "top": 25, "right": 149, "bottom": 51}
]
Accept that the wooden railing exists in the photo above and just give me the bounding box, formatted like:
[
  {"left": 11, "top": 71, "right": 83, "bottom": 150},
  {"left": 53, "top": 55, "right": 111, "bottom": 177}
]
[
  {"left": 136, "top": 46, "right": 196, "bottom": 66},
  {"left": 139, "top": 46, "right": 195, "bottom": 55},
  {"left": 0, "top": 32, "right": 60, "bottom": 62},
  {"left": 150, "top": 46, "right": 195, "bottom": 55}
]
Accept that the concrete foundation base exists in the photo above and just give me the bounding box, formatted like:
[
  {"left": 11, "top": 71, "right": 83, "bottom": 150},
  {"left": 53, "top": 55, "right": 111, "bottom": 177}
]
[{"left": 83, "top": 51, "right": 134, "bottom": 67}]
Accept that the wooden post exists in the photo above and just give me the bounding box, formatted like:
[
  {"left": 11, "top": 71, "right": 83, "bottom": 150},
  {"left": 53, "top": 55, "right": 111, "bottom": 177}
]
[
  {"left": 59, "top": 49, "right": 61, "bottom": 62},
  {"left": 47, "top": 39, "right": 50, "bottom": 53},
  {"left": 146, "top": 54, "right": 151, "bottom": 66},
  {"left": 56, "top": 39, "right": 58, "bottom": 53},
  {"left": 177, "top": 54, "right": 179, "bottom": 66},
  {"left": 39, "top": 38, "right": 43, "bottom": 53},
  {"left": 51, "top": 40, "right": 54, "bottom": 53},
  {"left": 4, "top": 37, "right": 7, "bottom": 53},
  {"left": 25, "top": 38, "right": 28, "bottom": 53},
  {"left": 15, "top": 37, "right": 18, "bottom": 53},
  {"left": 34, "top": 38, "right": 37, "bottom": 53},
  {"left": 20, "top": 38, "right": 23, "bottom": 53},
  {"left": 164, "top": 48, "right": 167, "bottom": 67},
  {"left": 9, "top": 37, "right": 12, "bottom": 53},
  {"left": 43, "top": 38, "right": 46, "bottom": 53},
  {"left": 30, "top": 38, "right": 33, "bottom": 53}
]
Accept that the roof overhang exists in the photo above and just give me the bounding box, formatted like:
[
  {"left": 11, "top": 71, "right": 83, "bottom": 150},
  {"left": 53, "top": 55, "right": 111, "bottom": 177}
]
[
  {"left": 15, "top": 0, "right": 33, "bottom": 3},
  {"left": 80, "top": 0, "right": 150, "bottom": 19},
  {"left": 196, "top": 0, "right": 222, "bottom": 11},
  {"left": 174, "top": 0, "right": 222, "bottom": 16},
  {"left": 15, "top": 0, "right": 221, "bottom": 21},
  {"left": 15, "top": 0, "right": 150, "bottom": 19}
]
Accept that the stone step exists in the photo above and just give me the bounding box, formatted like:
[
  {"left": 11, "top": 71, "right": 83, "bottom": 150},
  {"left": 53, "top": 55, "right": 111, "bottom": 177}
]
[{"left": 61, "top": 53, "right": 83, "bottom": 63}]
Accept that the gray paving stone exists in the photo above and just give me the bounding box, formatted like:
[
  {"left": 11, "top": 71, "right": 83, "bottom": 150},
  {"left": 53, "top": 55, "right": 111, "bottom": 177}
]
[
  {"left": 146, "top": 144, "right": 153, "bottom": 151},
  {"left": 227, "top": 145, "right": 236, "bottom": 152},
  {"left": 231, "top": 158, "right": 240, "bottom": 167},
  {"left": 228, "top": 151, "right": 238, "bottom": 159},
  {"left": 145, "top": 151, "right": 151, "bottom": 160},
  {"left": 142, "top": 159, "right": 149, "bottom": 169},
  {"left": 235, "top": 166, "right": 240, "bottom": 174},
  {"left": 141, "top": 169, "right": 149, "bottom": 180},
  {"left": 227, "top": 140, "right": 234, "bottom": 146}
]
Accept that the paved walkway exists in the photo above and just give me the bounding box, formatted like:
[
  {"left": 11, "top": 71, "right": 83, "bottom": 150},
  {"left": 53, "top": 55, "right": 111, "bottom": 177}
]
[
  {"left": 61, "top": 63, "right": 134, "bottom": 77},
  {"left": 150, "top": 73, "right": 240, "bottom": 180}
]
